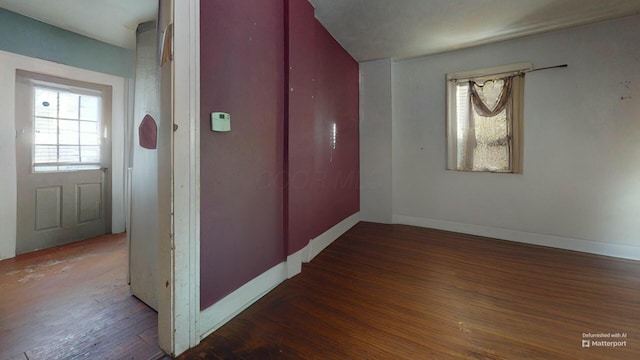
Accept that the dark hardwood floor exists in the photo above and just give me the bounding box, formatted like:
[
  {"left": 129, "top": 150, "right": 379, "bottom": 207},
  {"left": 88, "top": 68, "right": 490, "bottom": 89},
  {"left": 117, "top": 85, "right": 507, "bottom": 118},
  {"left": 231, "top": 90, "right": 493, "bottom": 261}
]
[
  {"left": 0, "top": 233, "right": 166, "bottom": 360},
  {"left": 179, "top": 222, "right": 640, "bottom": 359}
]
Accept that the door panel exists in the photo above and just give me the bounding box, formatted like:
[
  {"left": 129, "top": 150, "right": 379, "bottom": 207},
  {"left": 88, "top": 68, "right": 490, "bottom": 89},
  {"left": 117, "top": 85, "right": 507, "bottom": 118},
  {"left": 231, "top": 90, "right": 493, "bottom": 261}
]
[
  {"left": 15, "top": 71, "right": 112, "bottom": 255},
  {"left": 77, "top": 183, "right": 102, "bottom": 223},
  {"left": 128, "top": 21, "right": 161, "bottom": 311},
  {"left": 35, "top": 186, "right": 62, "bottom": 230}
]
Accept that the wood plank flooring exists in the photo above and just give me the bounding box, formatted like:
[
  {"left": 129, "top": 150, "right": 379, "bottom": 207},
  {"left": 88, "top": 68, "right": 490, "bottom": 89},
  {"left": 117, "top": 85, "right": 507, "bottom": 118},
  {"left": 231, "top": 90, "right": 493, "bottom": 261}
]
[
  {"left": 0, "top": 233, "right": 167, "bottom": 360},
  {"left": 178, "top": 222, "right": 640, "bottom": 359}
]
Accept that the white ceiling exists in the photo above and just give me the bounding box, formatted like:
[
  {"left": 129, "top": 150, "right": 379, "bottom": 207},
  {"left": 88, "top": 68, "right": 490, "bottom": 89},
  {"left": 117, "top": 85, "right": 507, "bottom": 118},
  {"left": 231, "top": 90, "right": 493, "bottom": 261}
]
[
  {"left": 0, "top": 0, "right": 157, "bottom": 49},
  {"left": 1, "top": 0, "right": 639, "bottom": 59},
  {"left": 308, "top": 0, "right": 640, "bottom": 61}
]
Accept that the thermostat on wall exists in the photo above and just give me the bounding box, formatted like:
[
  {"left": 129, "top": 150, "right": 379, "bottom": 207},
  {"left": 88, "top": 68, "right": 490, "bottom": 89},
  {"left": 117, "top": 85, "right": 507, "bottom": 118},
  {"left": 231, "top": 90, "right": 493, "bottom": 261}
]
[{"left": 211, "top": 112, "right": 231, "bottom": 132}]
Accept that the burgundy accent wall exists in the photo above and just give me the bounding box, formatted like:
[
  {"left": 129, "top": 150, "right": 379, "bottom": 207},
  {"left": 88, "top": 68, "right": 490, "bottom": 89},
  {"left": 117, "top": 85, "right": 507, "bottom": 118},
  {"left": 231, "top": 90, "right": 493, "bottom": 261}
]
[
  {"left": 285, "top": 0, "right": 317, "bottom": 255},
  {"left": 286, "top": 0, "right": 360, "bottom": 254},
  {"left": 199, "top": 0, "right": 285, "bottom": 309},
  {"left": 310, "top": 20, "right": 359, "bottom": 237},
  {"left": 199, "top": 0, "right": 359, "bottom": 310}
]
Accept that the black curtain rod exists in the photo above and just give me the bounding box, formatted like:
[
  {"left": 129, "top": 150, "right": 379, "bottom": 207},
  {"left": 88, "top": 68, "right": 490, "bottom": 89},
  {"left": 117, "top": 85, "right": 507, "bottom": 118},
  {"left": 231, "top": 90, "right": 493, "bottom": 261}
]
[
  {"left": 448, "top": 64, "right": 568, "bottom": 82},
  {"left": 526, "top": 64, "right": 568, "bottom": 73}
]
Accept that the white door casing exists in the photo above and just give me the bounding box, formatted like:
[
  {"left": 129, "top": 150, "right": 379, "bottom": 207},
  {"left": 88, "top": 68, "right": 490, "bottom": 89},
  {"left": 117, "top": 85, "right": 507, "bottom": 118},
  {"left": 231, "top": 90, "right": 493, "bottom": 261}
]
[{"left": 159, "top": 0, "right": 201, "bottom": 356}]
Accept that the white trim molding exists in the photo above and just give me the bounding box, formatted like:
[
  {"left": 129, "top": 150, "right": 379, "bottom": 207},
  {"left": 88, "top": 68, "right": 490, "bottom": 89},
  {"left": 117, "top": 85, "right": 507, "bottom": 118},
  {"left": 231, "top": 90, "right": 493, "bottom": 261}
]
[
  {"left": 393, "top": 215, "right": 640, "bottom": 261},
  {"left": 199, "top": 263, "right": 288, "bottom": 340},
  {"left": 287, "top": 245, "right": 310, "bottom": 279},
  {"left": 166, "top": 0, "right": 201, "bottom": 356},
  {"left": 307, "top": 212, "right": 361, "bottom": 262},
  {"left": 200, "top": 212, "right": 361, "bottom": 340},
  {"left": 287, "top": 212, "right": 361, "bottom": 278}
]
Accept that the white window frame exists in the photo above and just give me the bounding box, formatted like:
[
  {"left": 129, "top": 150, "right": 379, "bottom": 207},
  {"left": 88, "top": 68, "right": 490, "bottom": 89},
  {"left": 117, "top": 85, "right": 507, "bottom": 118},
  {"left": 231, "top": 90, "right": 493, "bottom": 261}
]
[{"left": 446, "top": 62, "right": 531, "bottom": 173}]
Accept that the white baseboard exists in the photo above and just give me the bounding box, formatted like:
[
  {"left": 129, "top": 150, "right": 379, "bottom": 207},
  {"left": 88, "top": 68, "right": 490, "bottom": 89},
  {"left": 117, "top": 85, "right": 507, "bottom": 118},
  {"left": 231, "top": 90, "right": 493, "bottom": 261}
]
[
  {"left": 287, "top": 212, "right": 360, "bottom": 279},
  {"left": 307, "top": 212, "right": 361, "bottom": 262},
  {"left": 287, "top": 211, "right": 360, "bottom": 278},
  {"left": 198, "top": 262, "right": 288, "bottom": 340},
  {"left": 286, "top": 245, "right": 309, "bottom": 278},
  {"left": 393, "top": 215, "right": 640, "bottom": 261},
  {"left": 199, "top": 211, "right": 361, "bottom": 339}
]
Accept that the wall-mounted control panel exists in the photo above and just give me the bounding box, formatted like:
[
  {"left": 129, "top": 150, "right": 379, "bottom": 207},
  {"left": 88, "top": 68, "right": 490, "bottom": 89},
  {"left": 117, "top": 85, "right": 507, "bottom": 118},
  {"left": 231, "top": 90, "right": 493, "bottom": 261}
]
[{"left": 211, "top": 112, "right": 231, "bottom": 132}]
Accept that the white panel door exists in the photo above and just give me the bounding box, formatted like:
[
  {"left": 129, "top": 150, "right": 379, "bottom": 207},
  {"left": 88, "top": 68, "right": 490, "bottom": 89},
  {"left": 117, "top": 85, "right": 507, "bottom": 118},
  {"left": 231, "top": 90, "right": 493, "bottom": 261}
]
[{"left": 15, "top": 71, "right": 112, "bottom": 254}]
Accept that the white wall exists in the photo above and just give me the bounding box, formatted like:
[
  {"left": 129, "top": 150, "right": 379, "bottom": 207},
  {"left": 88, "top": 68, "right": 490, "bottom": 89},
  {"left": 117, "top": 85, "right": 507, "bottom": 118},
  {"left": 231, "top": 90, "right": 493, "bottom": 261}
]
[
  {"left": 0, "top": 51, "right": 127, "bottom": 260},
  {"left": 361, "top": 15, "right": 640, "bottom": 259},
  {"left": 360, "top": 58, "right": 393, "bottom": 223}
]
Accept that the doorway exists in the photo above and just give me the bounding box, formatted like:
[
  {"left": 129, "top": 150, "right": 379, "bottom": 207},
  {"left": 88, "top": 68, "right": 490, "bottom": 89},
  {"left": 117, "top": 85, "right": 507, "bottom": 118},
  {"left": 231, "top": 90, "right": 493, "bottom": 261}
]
[
  {"left": 3, "top": 54, "right": 153, "bottom": 357},
  {"left": 15, "top": 71, "right": 113, "bottom": 255},
  {"left": 1, "top": 0, "right": 190, "bottom": 356},
  {"left": 1, "top": 7, "right": 165, "bottom": 358}
]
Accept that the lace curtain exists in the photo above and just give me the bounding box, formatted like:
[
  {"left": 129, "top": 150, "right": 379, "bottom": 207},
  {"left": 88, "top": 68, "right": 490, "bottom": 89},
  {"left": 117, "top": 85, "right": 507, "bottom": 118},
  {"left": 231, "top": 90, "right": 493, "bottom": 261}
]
[{"left": 460, "top": 75, "right": 519, "bottom": 171}]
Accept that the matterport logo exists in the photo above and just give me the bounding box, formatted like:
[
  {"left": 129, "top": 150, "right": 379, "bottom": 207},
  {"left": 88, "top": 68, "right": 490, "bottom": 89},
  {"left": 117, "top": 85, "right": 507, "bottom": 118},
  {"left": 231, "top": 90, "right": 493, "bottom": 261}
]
[{"left": 582, "top": 332, "right": 628, "bottom": 348}]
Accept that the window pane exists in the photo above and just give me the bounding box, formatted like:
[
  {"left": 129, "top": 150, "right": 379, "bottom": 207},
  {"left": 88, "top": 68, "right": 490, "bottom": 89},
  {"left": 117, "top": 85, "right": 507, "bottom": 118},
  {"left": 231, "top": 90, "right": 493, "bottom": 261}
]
[
  {"left": 80, "top": 145, "right": 100, "bottom": 163},
  {"left": 59, "top": 92, "right": 80, "bottom": 119},
  {"left": 34, "top": 117, "right": 57, "bottom": 145},
  {"left": 34, "top": 145, "right": 58, "bottom": 163},
  {"left": 58, "top": 146, "right": 80, "bottom": 163},
  {"left": 35, "top": 88, "right": 58, "bottom": 118},
  {"left": 80, "top": 121, "right": 100, "bottom": 145},
  {"left": 32, "top": 85, "right": 103, "bottom": 171},
  {"left": 80, "top": 95, "right": 100, "bottom": 121},
  {"left": 59, "top": 120, "right": 79, "bottom": 145}
]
